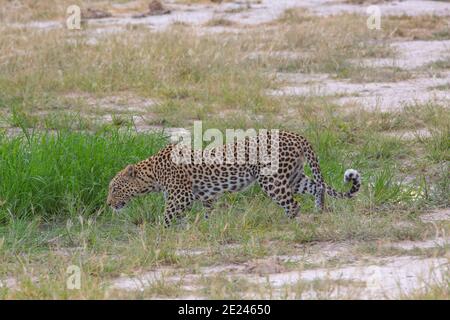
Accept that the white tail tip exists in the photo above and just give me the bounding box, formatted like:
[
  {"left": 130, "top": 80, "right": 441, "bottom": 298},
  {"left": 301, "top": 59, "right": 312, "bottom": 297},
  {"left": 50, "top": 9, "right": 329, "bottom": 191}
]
[{"left": 344, "top": 169, "right": 360, "bottom": 183}]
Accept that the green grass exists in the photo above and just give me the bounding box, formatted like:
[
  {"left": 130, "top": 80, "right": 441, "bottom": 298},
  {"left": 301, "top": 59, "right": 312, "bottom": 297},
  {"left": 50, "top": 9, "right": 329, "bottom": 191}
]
[
  {"left": 0, "top": 128, "right": 166, "bottom": 222},
  {"left": 0, "top": 112, "right": 444, "bottom": 243},
  {"left": 270, "top": 11, "right": 392, "bottom": 76},
  {"left": 429, "top": 58, "right": 450, "bottom": 70},
  {"left": 0, "top": 4, "right": 449, "bottom": 299},
  {"left": 0, "top": 26, "right": 274, "bottom": 127},
  {"left": 401, "top": 277, "right": 450, "bottom": 300},
  {"left": 1, "top": 100, "right": 448, "bottom": 299},
  {"left": 0, "top": 12, "right": 399, "bottom": 127}
]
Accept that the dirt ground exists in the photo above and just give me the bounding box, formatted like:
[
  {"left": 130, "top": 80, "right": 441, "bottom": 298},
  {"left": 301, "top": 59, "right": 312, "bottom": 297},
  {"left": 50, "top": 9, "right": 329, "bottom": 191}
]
[{"left": 1, "top": 0, "right": 449, "bottom": 299}]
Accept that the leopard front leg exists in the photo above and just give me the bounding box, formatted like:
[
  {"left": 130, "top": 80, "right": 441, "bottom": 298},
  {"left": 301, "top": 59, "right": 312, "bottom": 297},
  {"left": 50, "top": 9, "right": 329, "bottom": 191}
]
[
  {"left": 192, "top": 185, "right": 218, "bottom": 220},
  {"left": 201, "top": 198, "right": 217, "bottom": 219},
  {"left": 163, "top": 191, "right": 194, "bottom": 227}
]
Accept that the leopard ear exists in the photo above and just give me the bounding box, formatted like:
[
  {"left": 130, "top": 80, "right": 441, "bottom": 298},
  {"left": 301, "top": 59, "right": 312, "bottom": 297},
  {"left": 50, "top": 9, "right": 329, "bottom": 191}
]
[{"left": 125, "top": 164, "right": 136, "bottom": 178}]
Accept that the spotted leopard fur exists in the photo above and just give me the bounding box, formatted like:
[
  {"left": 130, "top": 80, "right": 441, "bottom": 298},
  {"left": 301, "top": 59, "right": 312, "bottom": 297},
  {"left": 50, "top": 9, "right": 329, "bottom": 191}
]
[{"left": 107, "top": 131, "right": 361, "bottom": 226}]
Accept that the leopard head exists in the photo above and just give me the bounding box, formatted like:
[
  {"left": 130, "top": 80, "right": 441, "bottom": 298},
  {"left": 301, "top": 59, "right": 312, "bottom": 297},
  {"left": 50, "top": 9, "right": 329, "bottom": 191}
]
[{"left": 106, "top": 163, "right": 159, "bottom": 211}]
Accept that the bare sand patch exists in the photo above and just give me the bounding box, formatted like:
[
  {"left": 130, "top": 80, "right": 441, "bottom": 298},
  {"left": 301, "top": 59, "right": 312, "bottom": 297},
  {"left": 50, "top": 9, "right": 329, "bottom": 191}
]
[
  {"left": 175, "top": 248, "right": 208, "bottom": 257},
  {"left": 8, "top": 0, "right": 304, "bottom": 32},
  {"left": 262, "top": 30, "right": 449, "bottom": 112},
  {"left": 4, "top": 237, "right": 446, "bottom": 298},
  {"left": 421, "top": 208, "right": 450, "bottom": 223},
  {"left": 244, "top": 257, "right": 287, "bottom": 275},
  {"left": 310, "top": 0, "right": 450, "bottom": 17},
  {"left": 284, "top": 241, "right": 355, "bottom": 265},
  {"left": 269, "top": 37, "right": 450, "bottom": 111},
  {"left": 109, "top": 254, "right": 448, "bottom": 299},
  {"left": 382, "top": 128, "right": 432, "bottom": 140},
  {"left": 354, "top": 40, "right": 450, "bottom": 71},
  {"left": 112, "top": 267, "right": 176, "bottom": 291},
  {"left": 88, "top": 0, "right": 309, "bottom": 33},
  {"left": 6, "top": 0, "right": 450, "bottom": 35},
  {"left": 247, "top": 50, "right": 311, "bottom": 61},
  {"left": 270, "top": 71, "right": 450, "bottom": 111},
  {"left": 247, "top": 256, "right": 448, "bottom": 299},
  {"left": 385, "top": 237, "right": 449, "bottom": 250},
  {"left": 0, "top": 277, "right": 17, "bottom": 290},
  {"left": 64, "top": 92, "right": 156, "bottom": 114},
  {"left": 109, "top": 235, "right": 448, "bottom": 299}
]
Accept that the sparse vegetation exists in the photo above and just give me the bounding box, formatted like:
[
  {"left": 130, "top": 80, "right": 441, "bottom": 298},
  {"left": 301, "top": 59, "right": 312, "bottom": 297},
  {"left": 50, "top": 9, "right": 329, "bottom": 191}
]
[
  {"left": 204, "top": 17, "right": 236, "bottom": 27},
  {"left": 0, "top": 0, "right": 448, "bottom": 300},
  {"left": 383, "top": 14, "right": 450, "bottom": 40}
]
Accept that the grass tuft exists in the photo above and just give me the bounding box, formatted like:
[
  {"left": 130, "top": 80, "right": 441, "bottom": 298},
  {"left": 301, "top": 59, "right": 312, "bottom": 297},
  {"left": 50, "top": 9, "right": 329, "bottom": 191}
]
[{"left": 0, "top": 129, "right": 166, "bottom": 221}]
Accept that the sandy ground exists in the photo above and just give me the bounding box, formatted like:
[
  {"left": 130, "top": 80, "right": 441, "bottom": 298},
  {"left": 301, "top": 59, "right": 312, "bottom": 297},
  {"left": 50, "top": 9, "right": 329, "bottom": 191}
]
[
  {"left": 106, "top": 209, "right": 450, "bottom": 299},
  {"left": 5, "top": 1, "right": 450, "bottom": 115},
  {"left": 2, "top": 0, "right": 449, "bottom": 299},
  {"left": 3, "top": 209, "right": 448, "bottom": 298},
  {"left": 8, "top": 0, "right": 450, "bottom": 31},
  {"left": 421, "top": 208, "right": 450, "bottom": 223},
  {"left": 270, "top": 38, "right": 450, "bottom": 111},
  {"left": 109, "top": 217, "right": 449, "bottom": 299},
  {"left": 355, "top": 40, "right": 450, "bottom": 70},
  {"left": 271, "top": 72, "right": 450, "bottom": 111},
  {"left": 310, "top": 0, "right": 450, "bottom": 17},
  {"left": 104, "top": 0, "right": 449, "bottom": 297}
]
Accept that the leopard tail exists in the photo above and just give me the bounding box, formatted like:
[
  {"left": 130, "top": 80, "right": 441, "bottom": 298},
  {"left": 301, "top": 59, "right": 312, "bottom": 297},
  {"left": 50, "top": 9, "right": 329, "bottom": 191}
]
[{"left": 300, "top": 137, "right": 361, "bottom": 199}]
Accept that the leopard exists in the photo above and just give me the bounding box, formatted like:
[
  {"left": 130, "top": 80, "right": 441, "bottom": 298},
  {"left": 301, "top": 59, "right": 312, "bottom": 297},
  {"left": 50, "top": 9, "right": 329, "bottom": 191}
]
[{"left": 107, "top": 130, "right": 361, "bottom": 227}]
